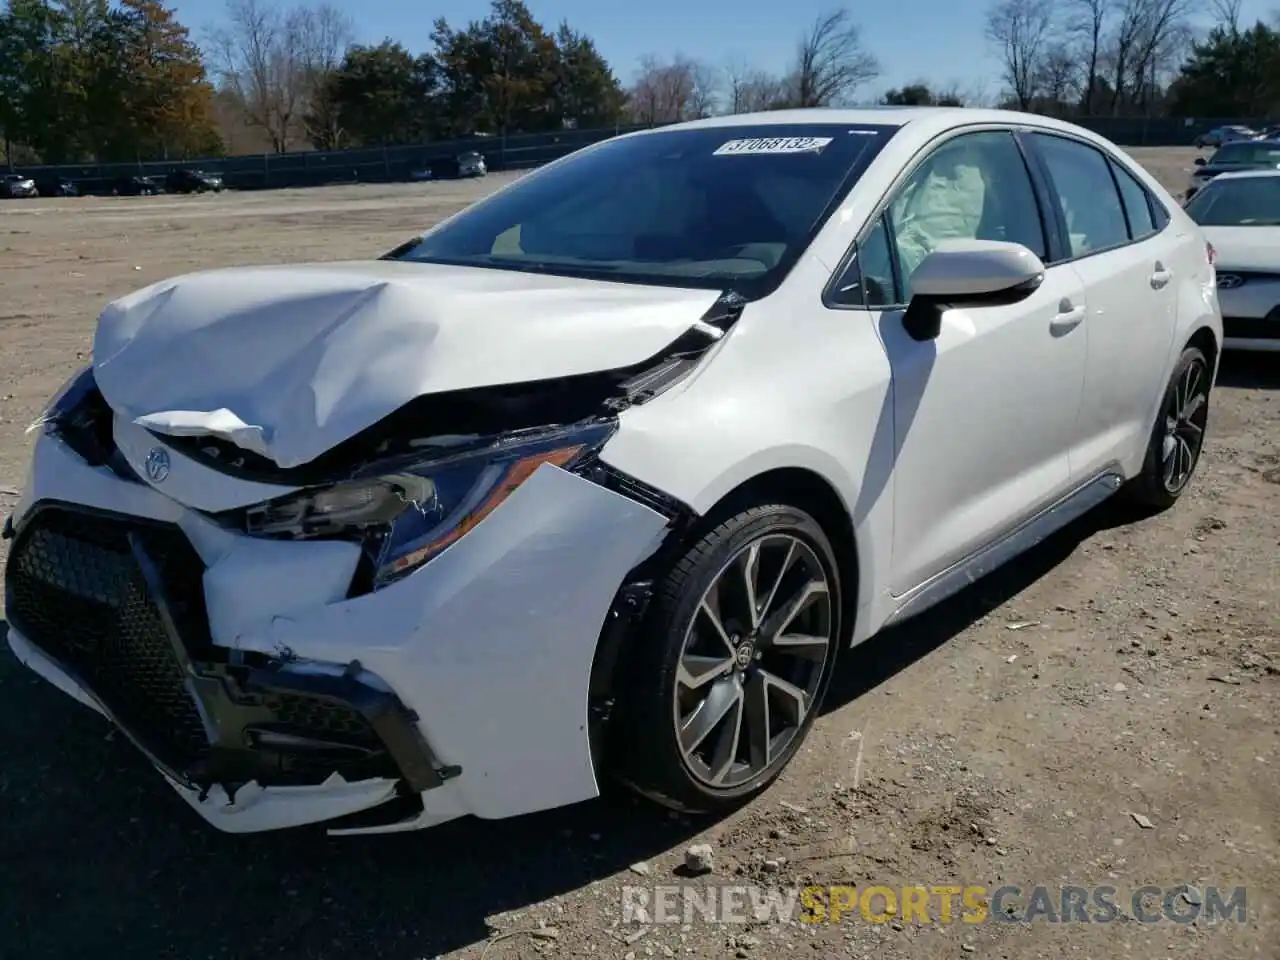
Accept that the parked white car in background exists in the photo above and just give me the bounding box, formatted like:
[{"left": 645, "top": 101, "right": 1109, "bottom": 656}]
[
  {"left": 5, "top": 107, "right": 1221, "bottom": 836},
  {"left": 1184, "top": 168, "right": 1280, "bottom": 351}
]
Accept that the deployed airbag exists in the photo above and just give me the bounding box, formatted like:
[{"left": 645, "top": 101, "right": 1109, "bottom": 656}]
[{"left": 891, "top": 162, "right": 987, "bottom": 282}]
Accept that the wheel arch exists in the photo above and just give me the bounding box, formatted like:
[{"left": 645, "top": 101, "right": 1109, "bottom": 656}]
[
  {"left": 695, "top": 467, "right": 861, "bottom": 642},
  {"left": 587, "top": 463, "right": 864, "bottom": 736},
  {"left": 1186, "top": 325, "right": 1220, "bottom": 380},
  {"left": 587, "top": 463, "right": 863, "bottom": 804}
]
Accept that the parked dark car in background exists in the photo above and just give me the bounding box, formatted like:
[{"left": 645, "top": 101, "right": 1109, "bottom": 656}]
[
  {"left": 37, "top": 177, "right": 78, "bottom": 197},
  {"left": 113, "top": 175, "right": 160, "bottom": 196},
  {"left": 410, "top": 150, "right": 488, "bottom": 181},
  {"left": 1194, "top": 125, "right": 1257, "bottom": 149},
  {"left": 165, "top": 168, "right": 223, "bottom": 193},
  {"left": 1186, "top": 138, "right": 1280, "bottom": 200},
  {"left": 457, "top": 150, "right": 487, "bottom": 177},
  {"left": 1, "top": 173, "right": 38, "bottom": 198}
]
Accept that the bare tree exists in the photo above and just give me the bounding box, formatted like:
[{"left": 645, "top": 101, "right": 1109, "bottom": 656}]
[
  {"left": 209, "top": 0, "right": 350, "bottom": 152},
  {"left": 1065, "top": 0, "right": 1111, "bottom": 114},
  {"left": 1106, "top": 0, "right": 1192, "bottom": 114},
  {"left": 984, "top": 0, "right": 1055, "bottom": 110},
  {"left": 961, "top": 80, "right": 1000, "bottom": 107},
  {"left": 1210, "top": 0, "right": 1242, "bottom": 32},
  {"left": 933, "top": 82, "right": 968, "bottom": 106},
  {"left": 686, "top": 58, "right": 721, "bottom": 117},
  {"left": 626, "top": 55, "right": 717, "bottom": 124},
  {"left": 296, "top": 5, "right": 351, "bottom": 78},
  {"left": 722, "top": 58, "right": 789, "bottom": 114},
  {"left": 296, "top": 4, "right": 353, "bottom": 148},
  {"left": 789, "top": 9, "right": 880, "bottom": 107},
  {"left": 1036, "top": 43, "right": 1082, "bottom": 110}
]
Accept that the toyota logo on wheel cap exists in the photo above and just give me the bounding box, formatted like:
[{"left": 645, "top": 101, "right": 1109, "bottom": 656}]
[{"left": 144, "top": 447, "right": 171, "bottom": 483}]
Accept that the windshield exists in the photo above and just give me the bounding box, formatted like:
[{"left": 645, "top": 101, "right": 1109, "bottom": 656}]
[
  {"left": 390, "top": 122, "right": 899, "bottom": 295},
  {"left": 1208, "top": 142, "right": 1280, "bottom": 164},
  {"left": 1185, "top": 176, "right": 1280, "bottom": 226}
]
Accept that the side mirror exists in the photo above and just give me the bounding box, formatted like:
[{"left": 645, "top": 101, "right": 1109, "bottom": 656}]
[
  {"left": 903, "top": 239, "right": 1046, "bottom": 342},
  {"left": 1194, "top": 157, "right": 1206, "bottom": 166}
]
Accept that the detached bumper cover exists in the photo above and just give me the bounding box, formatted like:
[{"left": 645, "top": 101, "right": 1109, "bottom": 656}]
[
  {"left": 4, "top": 429, "right": 670, "bottom": 832},
  {"left": 5, "top": 626, "right": 406, "bottom": 833}
]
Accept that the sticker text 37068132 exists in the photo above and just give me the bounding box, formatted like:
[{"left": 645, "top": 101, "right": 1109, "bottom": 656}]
[{"left": 713, "top": 137, "right": 834, "bottom": 156}]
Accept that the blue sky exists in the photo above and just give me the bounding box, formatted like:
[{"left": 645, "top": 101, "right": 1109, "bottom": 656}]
[{"left": 174, "top": 0, "right": 1277, "bottom": 101}]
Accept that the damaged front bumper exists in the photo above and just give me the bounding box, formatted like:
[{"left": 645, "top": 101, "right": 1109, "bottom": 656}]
[{"left": 4, "top": 424, "right": 671, "bottom": 834}]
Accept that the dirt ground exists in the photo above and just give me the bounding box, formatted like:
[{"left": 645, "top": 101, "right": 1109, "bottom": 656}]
[{"left": 0, "top": 147, "right": 1275, "bottom": 960}]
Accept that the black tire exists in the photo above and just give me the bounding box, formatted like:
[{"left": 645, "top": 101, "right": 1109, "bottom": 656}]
[
  {"left": 610, "top": 502, "right": 842, "bottom": 814},
  {"left": 1121, "top": 345, "right": 1211, "bottom": 512}
]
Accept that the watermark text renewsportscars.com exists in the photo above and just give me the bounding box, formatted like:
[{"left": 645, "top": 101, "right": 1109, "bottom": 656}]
[{"left": 620, "top": 884, "right": 1248, "bottom": 925}]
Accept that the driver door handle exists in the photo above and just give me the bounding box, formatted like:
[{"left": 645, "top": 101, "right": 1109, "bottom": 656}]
[
  {"left": 1050, "top": 299, "right": 1085, "bottom": 334},
  {"left": 1150, "top": 261, "right": 1172, "bottom": 289}
]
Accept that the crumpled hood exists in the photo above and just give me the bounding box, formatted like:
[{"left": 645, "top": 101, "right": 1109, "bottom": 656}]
[
  {"left": 92, "top": 260, "right": 722, "bottom": 468},
  {"left": 1201, "top": 226, "right": 1280, "bottom": 271}
]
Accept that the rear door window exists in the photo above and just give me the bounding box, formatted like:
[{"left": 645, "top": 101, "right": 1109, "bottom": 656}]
[{"left": 1030, "top": 133, "right": 1130, "bottom": 258}]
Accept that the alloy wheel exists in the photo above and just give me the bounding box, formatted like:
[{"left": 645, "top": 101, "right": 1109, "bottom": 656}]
[
  {"left": 672, "top": 533, "right": 835, "bottom": 789},
  {"left": 1161, "top": 357, "right": 1209, "bottom": 494}
]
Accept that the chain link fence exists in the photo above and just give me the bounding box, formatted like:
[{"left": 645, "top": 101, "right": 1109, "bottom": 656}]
[
  {"left": 7, "top": 124, "right": 658, "bottom": 194},
  {"left": 5, "top": 116, "right": 1266, "bottom": 195}
]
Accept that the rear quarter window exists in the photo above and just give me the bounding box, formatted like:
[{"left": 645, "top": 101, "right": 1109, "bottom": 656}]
[{"left": 1109, "top": 159, "right": 1159, "bottom": 239}]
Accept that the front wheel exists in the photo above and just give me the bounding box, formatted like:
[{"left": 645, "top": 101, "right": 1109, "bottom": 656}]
[
  {"left": 1121, "top": 345, "right": 1211, "bottom": 511},
  {"left": 611, "top": 503, "right": 842, "bottom": 813}
]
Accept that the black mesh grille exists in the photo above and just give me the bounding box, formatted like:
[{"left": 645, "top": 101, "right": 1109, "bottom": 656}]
[
  {"left": 266, "top": 694, "right": 374, "bottom": 740},
  {"left": 5, "top": 505, "right": 404, "bottom": 788},
  {"left": 6, "top": 507, "right": 212, "bottom": 771},
  {"left": 1223, "top": 317, "right": 1280, "bottom": 340}
]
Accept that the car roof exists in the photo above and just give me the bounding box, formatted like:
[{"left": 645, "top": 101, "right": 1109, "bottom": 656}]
[
  {"left": 621, "top": 106, "right": 1135, "bottom": 154},
  {"left": 637, "top": 105, "right": 1079, "bottom": 132}
]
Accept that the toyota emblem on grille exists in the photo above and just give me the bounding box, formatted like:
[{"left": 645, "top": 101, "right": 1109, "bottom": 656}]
[
  {"left": 144, "top": 447, "right": 171, "bottom": 483},
  {"left": 1217, "top": 274, "right": 1243, "bottom": 289}
]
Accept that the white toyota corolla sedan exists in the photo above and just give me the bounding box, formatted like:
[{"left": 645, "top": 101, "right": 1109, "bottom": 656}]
[{"left": 5, "top": 108, "right": 1222, "bottom": 835}]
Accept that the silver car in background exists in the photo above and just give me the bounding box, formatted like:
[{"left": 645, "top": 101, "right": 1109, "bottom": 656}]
[
  {"left": 458, "top": 150, "right": 487, "bottom": 177},
  {"left": 1, "top": 173, "right": 37, "bottom": 198}
]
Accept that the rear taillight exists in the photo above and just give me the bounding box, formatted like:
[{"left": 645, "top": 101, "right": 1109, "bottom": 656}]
[{"left": 1206, "top": 242, "right": 1216, "bottom": 266}]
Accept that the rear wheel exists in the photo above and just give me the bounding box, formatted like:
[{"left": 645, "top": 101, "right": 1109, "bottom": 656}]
[
  {"left": 1122, "top": 345, "right": 1211, "bottom": 511},
  {"left": 611, "top": 503, "right": 842, "bottom": 813}
]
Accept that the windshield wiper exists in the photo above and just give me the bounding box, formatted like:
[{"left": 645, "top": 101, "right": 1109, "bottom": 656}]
[{"left": 484, "top": 257, "right": 628, "bottom": 274}]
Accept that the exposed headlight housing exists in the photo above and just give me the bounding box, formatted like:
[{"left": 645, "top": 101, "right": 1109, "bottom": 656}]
[
  {"left": 240, "top": 420, "right": 616, "bottom": 590},
  {"left": 27, "top": 364, "right": 97, "bottom": 435}
]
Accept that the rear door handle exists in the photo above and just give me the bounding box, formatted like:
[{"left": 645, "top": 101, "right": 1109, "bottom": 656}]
[
  {"left": 1050, "top": 302, "right": 1085, "bottom": 334},
  {"left": 1150, "top": 262, "right": 1172, "bottom": 289}
]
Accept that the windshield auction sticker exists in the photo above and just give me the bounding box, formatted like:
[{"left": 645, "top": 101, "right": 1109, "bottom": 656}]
[{"left": 713, "top": 136, "right": 834, "bottom": 156}]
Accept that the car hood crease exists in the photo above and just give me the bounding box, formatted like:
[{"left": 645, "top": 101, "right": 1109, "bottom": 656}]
[{"left": 91, "top": 260, "right": 724, "bottom": 469}]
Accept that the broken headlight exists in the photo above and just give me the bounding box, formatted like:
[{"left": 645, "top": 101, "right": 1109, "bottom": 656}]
[
  {"left": 27, "top": 364, "right": 96, "bottom": 435},
  {"left": 243, "top": 421, "right": 616, "bottom": 589}
]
